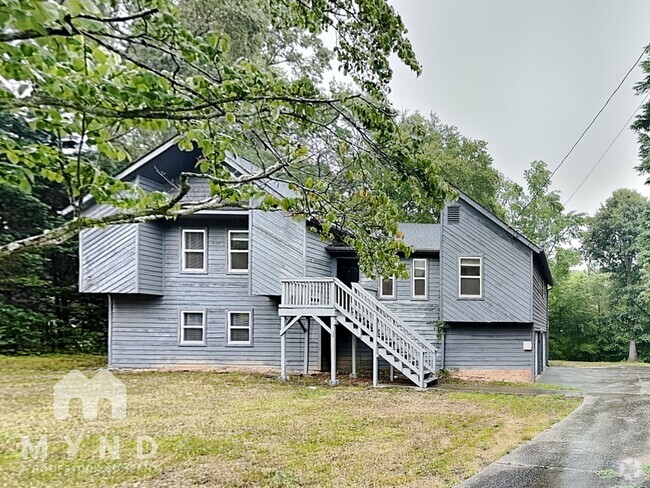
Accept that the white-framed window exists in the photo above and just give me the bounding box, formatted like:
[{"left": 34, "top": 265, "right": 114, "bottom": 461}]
[
  {"left": 228, "top": 230, "right": 249, "bottom": 272},
  {"left": 412, "top": 258, "right": 428, "bottom": 299},
  {"left": 379, "top": 276, "right": 396, "bottom": 299},
  {"left": 181, "top": 229, "right": 207, "bottom": 272},
  {"left": 227, "top": 311, "right": 252, "bottom": 345},
  {"left": 180, "top": 311, "right": 206, "bottom": 345},
  {"left": 459, "top": 257, "right": 482, "bottom": 298}
]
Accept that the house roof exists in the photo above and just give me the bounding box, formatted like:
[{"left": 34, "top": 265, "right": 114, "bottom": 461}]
[
  {"left": 61, "top": 138, "right": 292, "bottom": 215},
  {"left": 398, "top": 223, "right": 441, "bottom": 252},
  {"left": 326, "top": 223, "right": 441, "bottom": 256},
  {"left": 63, "top": 139, "right": 552, "bottom": 285},
  {"left": 224, "top": 153, "right": 294, "bottom": 200}
]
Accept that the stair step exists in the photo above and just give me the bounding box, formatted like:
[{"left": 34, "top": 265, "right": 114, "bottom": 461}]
[
  {"left": 333, "top": 305, "right": 439, "bottom": 388},
  {"left": 424, "top": 374, "right": 438, "bottom": 386}
]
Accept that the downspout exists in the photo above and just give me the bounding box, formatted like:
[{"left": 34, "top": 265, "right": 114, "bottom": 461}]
[
  {"left": 439, "top": 206, "right": 446, "bottom": 371},
  {"left": 531, "top": 327, "right": 536, "bottom": 382},
  {"left": 440, "top": 329, "right": 446, "bottom": 370},
  {"left": 107, "top": 295, "right": 113, "bottom": 368}
]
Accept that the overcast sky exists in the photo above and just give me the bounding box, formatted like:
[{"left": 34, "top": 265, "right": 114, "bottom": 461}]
[{"left": 386, "top": 0, "right": 650, "bottom": 215}]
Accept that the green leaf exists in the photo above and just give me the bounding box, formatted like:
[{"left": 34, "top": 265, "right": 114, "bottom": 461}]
[{"left": 92, "top": 48, "right": 108, "bottom": 64}]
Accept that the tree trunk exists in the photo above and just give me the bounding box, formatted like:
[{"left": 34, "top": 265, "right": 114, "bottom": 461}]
[
  {"left": 625, "top": 258, "right": 637, "bottom": 363},
  {"left": 628, "top": 339, "right": 638, "bottom": 362}
]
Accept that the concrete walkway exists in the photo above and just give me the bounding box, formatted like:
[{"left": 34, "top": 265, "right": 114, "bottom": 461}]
[{"left": 459, "top": 366, "right": 650, "bottom": 488}]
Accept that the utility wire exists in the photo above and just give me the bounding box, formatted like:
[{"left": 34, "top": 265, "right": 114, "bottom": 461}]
[
  {"left": 541, "top": 93, "right": 649, "bottom": 257},
  {"left": 516, "top": 46, "right": 648, "bottom": 219},
  {"left": 563, "top": 92, "right": 650, "bottom": 207}
]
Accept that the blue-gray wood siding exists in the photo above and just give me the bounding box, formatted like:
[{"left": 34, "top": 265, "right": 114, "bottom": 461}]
[
  {"left": 305, "top": 231, "right": 333, "bottom": 277},
  {"left": 440, "top": 201, "right": 533, "bottom": 323},
  {"left": 79, "top": 200, "right": 137, "bottom": 293},
  {"left": 250, "top": 210, "right": 305, "bottom": 296},
  {"left": 80, "top": 176, "right": 165, "bottom": 295},
  {"left": 137, "top": 222, "right": 164, "bottom": 295},
  {"left": 181, "top": 176, "right": 212, "bottom": 202},
  {"left": 532, "top": 264, "right": 548, "bottom": 332},
  {"left": 80, "top": 223, "right": 137, "bottom": 293},
  {"left": 109, "top": 218, "right": 318, "bottom": 370},
  {"left": 358, "top": 256, "right": 441, "bottom": 359},
  {"left": 444, "top": 323, "right": 533, "bottom": 370}
]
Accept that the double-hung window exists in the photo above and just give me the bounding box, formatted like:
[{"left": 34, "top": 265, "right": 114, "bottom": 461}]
[
  {"left": 379, "top": 276, "right": 396, "bottom": 299},
  {"left": 182, "top": 229, "right": 206, "bottom": 272},
  {"left": 227, "top": 311, "right": 252, "bottom": 345},
  {"left": 459, "top": 257, "right": 482, "bottom": 298},
  {"left": 228, "top": 230, "right": 249, "bottom": 272},
  {"left": 412, "top": 258, "right": 428, "bottom": 299},
  {"left": 180, "top": 311, "right": 206, "bottom": 345}
]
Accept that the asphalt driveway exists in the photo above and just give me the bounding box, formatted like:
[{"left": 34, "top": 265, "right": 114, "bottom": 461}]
[{"left": 459, "top": 366, "right": 650, "bottom": 488}]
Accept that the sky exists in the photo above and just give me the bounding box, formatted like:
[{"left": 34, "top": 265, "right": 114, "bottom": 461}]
[{"left": 386, "top": 0, "right": 650, "bottom": 215}]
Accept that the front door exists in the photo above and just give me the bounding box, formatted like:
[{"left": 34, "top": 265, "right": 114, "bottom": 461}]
[{"left": 336, "top": 258, "right": 359, "bottom": 286}]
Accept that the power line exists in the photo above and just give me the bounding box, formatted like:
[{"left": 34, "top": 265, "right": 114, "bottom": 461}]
[
  {"left": 516, "top": 46, "right": 648, "bottom": 218},
  {"left": 563, "top": 92, "right": 650, "bottom": 207}
]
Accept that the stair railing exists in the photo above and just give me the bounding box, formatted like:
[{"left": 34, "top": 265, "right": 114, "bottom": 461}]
[
  {"left": 350, "top": 283, "right": 438, "bottom": 374},
  {"left": 332, "top": 279, "right": 434, "bottom": 380},
  {"left": 280, "top": 278, "right": 438, "bottom": 386}
]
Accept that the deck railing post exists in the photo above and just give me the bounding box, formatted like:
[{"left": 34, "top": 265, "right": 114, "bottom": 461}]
[
  {"left": 419, "top": 350, "right": 425, "bottom": 389},
  {"left": 303, "top": 318, "right": 310, "bottom": 376},
  {"left": 280, "top": 278, "right": 439, "bottom": 388},
  {"left": 350, "top": 334, "right": 357, "bottom": 379},
  {"left": 280, "top": 317, "right": 288, "bottom": 382},
  {"left": 329, "top": 316, "right": 338, "bottom": 386},
  {"left": 372, "top": 312, "right": 378, "bottom": 387}
]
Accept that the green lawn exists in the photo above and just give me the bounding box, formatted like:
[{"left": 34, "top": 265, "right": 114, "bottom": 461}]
[{"left": 0, "top": 355, "right": 580, "bottom": 487}]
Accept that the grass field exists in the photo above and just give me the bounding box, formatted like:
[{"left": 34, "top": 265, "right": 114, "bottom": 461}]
[
  {"left": 0, "top": 355, "right": 580, "bottom": 487},
  {"left": 550, "top": 360, "right": 650, "bottom": 368}
]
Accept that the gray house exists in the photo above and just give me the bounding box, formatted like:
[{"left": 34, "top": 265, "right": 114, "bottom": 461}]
[{"left": 74, "top": 141, "right": 552, "bottom": 387}]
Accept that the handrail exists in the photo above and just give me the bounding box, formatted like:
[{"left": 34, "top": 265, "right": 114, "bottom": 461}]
[
  {"left": 280, "top": 277, "right": 438, "bottom": 383},
  {"left": 335, "top": 281, "right": 424, "bottom": 356},
  {"left": 331, "top": 279, "right": 436, "bottom": 376},
  {"left": 280, "top": 278, "right": 335, "bottom": 308},
  {"left": 351, "top": 283, "right": 439, "bottom": 355}
]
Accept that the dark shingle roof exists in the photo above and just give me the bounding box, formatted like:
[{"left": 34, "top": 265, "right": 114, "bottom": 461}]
[{"left": 398, "top": 223, "right": 441, "bottom": 251}]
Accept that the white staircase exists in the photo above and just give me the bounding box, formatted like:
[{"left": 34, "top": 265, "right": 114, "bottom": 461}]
[{"left": 280, "top": 278, "right": 439, "bottom": 388}]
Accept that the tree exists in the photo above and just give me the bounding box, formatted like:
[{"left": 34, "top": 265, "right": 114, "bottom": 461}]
[
  {"left": 0, "top": 113, "right": 106, "bottom": 355},
  {"left": 0, "top": 0, "right": 452, "bottom": 278},
  {"left": 378, "top": 113, "right": 503, "bottom": 222},
  {"left": 583, "top": 189, "right": 650, "bottom": 361},
  {"left": 632, "top": 45, "right": 650, "bottom": 182},
  {"left": 118, "top": 0, "right": 333, "bottom": 160},
  {"left": 549, "top": 270, "right": 623, "bottom": 361},
  {"left": 500, "top": 161, "right": 586, "bottom": 257}
]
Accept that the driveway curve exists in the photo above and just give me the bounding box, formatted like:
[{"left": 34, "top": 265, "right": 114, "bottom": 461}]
[{"left": 459, "top": 366, "right": 650, "bottom": 488}]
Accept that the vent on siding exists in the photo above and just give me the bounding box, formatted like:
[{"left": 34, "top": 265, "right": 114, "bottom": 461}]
[{"left": 447, "top": 205, "right": 460, "bottom": 224}]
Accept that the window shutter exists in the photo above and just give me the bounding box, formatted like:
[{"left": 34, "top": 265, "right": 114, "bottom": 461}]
[{"left": 447, "top": 206, "right": 460, "bottom": 224}]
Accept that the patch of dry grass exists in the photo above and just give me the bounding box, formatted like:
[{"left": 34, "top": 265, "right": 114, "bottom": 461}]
[
  {"left": 0, "top": 355, "right": 580, "bottom": 487},
  {"left": 550, "top": 360, "right": 650, "bottom": 368},
  {"left": 437, "top": 375, "right": 573, "bottom": 390}
]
